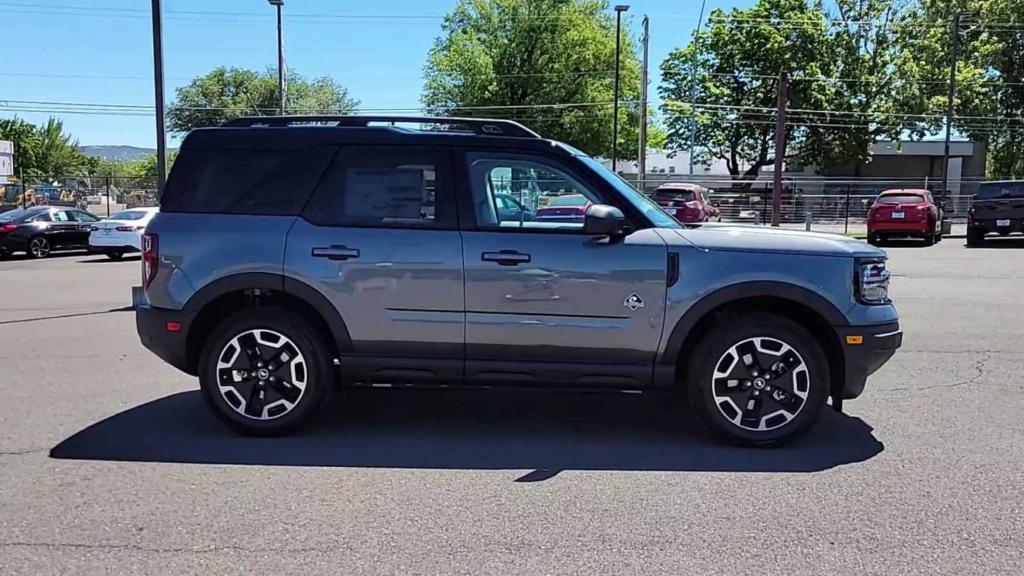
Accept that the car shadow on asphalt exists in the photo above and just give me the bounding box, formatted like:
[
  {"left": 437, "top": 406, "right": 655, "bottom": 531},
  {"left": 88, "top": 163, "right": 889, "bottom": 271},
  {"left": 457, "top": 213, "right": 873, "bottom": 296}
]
[{"left": 50, "top": 388, "right": 884, "bottom": 478}]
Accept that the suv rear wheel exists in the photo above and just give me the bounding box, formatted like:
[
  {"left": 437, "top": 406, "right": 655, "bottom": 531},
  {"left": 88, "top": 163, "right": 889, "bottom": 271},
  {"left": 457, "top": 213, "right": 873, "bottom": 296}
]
[
  {"left": 686, "top": 312, "right": 829, "bottom": 446},
  {"left": 199, "top": 308, "right": 332, "bottom": 436}
]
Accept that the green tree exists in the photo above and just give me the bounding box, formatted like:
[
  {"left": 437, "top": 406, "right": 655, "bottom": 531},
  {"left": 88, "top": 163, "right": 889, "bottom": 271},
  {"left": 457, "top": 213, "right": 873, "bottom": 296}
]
[
  {"left": 0, "top": 117, "right": 87, "bottom": 179},
  {"left": 167, "top": 67, "right": 359, "bottom": 134},
  {"left": 898, "top": 0, "right": 1024, "bottom": 178},
  {"left": 659, "top": 0, "right": 927, "bottom": 183},
  {"left": 422, "top": 0, "right": 658, "bottom": 159}
]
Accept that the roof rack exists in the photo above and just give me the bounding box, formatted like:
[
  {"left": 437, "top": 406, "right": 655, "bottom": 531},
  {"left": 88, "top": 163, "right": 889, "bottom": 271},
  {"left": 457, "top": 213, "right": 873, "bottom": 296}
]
[{"left": 222, "top": 115, "right": 541, "bottom": 139}]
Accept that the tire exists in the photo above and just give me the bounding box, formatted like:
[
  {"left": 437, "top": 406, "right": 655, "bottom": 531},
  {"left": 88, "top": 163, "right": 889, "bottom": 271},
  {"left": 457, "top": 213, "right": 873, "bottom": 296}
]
[
  {"left": 867, "top": 232, "right": 882, "bottom": 246},
  {"left": 27, "top": 236, "right": 50, "bottom": 259},
  {"left": 106, "top": 250, "right": 123, "bottom": 261},
  {"left": 923, "top": 225, "right": 936, "bottom": 246},
  {"left": 966, "top": 227, "right": 985, "bottom": 247},
  {"left": 686, "top": 312, "right": 829, "bottom": 446},
  {"left": 199, "top": 307, "right": 333, "bottom": 436}
]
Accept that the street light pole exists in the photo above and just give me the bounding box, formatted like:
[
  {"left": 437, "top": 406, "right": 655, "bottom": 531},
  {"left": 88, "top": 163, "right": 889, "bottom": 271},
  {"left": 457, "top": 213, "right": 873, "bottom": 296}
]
[
  {"left": 688, "top": 0, "right": 708, "bottom": 175},
  {"left": 268, "top": 0, "right": 286, "bottom": 115},
  {"left": 637, "top": 15, "right": 649, "bottom": 186},
  {"left": 941, "top": 12, "right": 962, "bottom": 208},
  {"left": 611, "top": 4, "right": 629, "bottom": 173}
]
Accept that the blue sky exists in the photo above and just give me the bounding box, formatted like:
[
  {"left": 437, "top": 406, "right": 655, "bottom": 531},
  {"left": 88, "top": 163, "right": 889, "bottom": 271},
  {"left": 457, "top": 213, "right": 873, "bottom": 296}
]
[{"left": 1, "top": 0, "right": 754, "bottom": 147}]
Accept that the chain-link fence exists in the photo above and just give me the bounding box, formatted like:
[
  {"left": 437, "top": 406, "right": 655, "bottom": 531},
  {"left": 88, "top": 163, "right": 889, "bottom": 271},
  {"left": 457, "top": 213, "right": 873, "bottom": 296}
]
[{"left": 0, "top": 177, "right": 159, "bottom": 217}]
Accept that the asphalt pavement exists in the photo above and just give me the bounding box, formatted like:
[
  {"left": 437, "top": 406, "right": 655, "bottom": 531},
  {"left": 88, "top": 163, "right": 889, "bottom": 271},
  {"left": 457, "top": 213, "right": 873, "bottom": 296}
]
[{"left": 1, "top": 238, "right": 1023, "bottom": 575}]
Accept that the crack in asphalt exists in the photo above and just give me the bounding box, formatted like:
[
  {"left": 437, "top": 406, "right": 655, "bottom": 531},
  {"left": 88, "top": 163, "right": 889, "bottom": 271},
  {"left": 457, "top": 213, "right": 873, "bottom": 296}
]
[
  {"left": 0, "top": 541, "right": 332, "bottom": 556},
  {"left": 0, "top": 306, "right": 133, "bottom": 326},
  {"left": 878, "top": 352, "right": 991, "bottom": 393}
]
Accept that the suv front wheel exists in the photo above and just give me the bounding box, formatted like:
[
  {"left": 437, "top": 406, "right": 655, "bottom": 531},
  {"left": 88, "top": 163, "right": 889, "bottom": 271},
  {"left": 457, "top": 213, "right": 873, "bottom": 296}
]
[
  {"left": 199, "top": 308, "right": 332, "bottom": 436},
  {"left": 686, "top": 312, "right": 829, "bottom": 446}
]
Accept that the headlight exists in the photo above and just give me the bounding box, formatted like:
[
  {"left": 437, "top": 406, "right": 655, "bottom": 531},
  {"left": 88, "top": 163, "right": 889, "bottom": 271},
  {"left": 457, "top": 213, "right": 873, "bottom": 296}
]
[{"left": 856, "top": 259, "right": 890, "bottom": 304}]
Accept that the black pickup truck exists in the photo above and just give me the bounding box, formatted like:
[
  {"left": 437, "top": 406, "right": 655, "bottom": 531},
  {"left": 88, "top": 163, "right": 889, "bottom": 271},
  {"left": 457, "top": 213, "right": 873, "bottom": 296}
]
[{"left": 968, "top": 180, "right": 1024, "bottom": 246}]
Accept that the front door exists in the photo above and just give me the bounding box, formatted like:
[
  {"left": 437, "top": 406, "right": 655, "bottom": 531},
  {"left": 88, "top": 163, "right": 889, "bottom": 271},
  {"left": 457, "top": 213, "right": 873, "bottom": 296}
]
[
  {"left": 459, "top": 151, "right": 667, "bottom": 388},
  {"left": 284, "top": 146, "right": 464, "bottom": 384}
]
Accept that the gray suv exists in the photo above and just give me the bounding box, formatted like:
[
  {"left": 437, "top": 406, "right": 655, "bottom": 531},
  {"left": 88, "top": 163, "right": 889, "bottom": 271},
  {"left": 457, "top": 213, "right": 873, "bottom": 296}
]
[{"left": 134, "top": 115, "right": 901, "bottom": 446}]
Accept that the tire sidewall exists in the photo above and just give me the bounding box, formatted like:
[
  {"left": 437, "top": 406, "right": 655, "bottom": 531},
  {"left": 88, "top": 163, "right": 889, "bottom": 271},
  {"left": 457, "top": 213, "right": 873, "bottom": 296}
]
[
  {"left": 687, "top": 312, "right": 830, "bottom": 446},
  {"left": 199, "top": 308, "right": 331, "bottom": 436},
  {"left": 28, "top": 236, "right": 49, "bottom": 258}
]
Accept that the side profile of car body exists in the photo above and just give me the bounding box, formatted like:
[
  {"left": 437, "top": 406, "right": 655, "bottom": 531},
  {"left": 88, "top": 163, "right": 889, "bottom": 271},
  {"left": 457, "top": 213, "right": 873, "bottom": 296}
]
[
  {"left": 652, "top": 183, "right": 721, "bottom": 223},
  {"left": 89, "top": 207, "right": 159, "bottom": 260},
  {"left": 134, "top": 115, "right": 901, "bottom": 446},
  {"left": 867, "top": 189, "right": 942, "bottom": 246},
  {"left": 0, "top": 205, "right": 100, "bottom": 258},
  {"left": 967, "top": 180, "right": 1024, "bottom": 247}
]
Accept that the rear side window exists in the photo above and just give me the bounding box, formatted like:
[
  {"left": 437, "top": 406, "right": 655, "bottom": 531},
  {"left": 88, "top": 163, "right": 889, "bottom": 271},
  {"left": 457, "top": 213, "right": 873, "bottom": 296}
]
[
  {"left": 303, "top": 147, "right": 454, "bottom": 229},
  {"left": 163, "top": 147, "right": 334, "bottom": 215},
  {"left": 977, "top": 181, "right": 1024, "bottom": 200}
]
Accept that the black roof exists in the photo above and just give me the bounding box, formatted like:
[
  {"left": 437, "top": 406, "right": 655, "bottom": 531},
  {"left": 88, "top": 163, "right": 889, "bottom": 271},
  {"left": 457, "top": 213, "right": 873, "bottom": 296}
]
[{"left": 181, "top": 115, "right": 572, "bottom": 157}]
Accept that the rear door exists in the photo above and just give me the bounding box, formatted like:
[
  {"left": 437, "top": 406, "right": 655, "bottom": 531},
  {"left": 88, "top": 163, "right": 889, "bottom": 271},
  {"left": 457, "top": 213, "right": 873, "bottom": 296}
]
[
  {"left": 50, "top": 210, "right": 78, "bottom": 248},
  {"left": 284, "top": 146, "right": 464, "bottom": 383}
]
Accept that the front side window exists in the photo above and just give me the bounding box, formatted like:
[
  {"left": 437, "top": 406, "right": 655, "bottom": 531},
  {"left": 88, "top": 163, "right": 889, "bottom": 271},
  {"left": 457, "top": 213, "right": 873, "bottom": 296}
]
[
  {"left": 53, "top": 211, "right": 71, "bottom": 222},
  {"left": 71, "top": 211, "right": 99, "bottom": 222},
  {"left": 977, "top": 181, "right": 1024, "bottom": 200},
  {"left": 304, "top": 147, "right": 453, "bottom": 229},
  {"left": 466, "top": 153, "right": 604, "bottom": 231}
]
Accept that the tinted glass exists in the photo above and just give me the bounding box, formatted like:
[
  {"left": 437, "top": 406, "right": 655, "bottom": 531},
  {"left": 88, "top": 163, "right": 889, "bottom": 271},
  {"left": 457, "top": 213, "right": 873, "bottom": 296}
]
[
  {"left": 654, "top": 190, "right": 696, "bottom": 202},
  {"left": 0, "top": 208, "right": 28, "bottom": 222},
  {"left": 548, "top": 195, "right": 589, "bottom": 207},
  {"left": 977, "top": 181, "right": 1024, "bottom": 200},
  {"left": 165, "top": 147, "right": 333, "bottom": 215},
  {"left": 31, "top": 212, "right": 52, "bottom": 222},
  {"left": 71, "top": 211, "right": 99, "bottom": 222},
  {"left": 53, "top": 211, "right": 72, "bottom": 222},
  {"left": 876, "top": 194, "right": 924, "bottom": 205},
  {"left": 110, "top": 210, "right": 149, "bottom": 221},
  {"left": 304, "top": 147, "right": 453, "bottom": 228}
]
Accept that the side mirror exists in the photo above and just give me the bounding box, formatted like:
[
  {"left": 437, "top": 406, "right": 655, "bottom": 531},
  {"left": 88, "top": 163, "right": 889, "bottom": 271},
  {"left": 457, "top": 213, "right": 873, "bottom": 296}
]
[{"left": 584, "top": 204, "right": 626, "bottom": 236}]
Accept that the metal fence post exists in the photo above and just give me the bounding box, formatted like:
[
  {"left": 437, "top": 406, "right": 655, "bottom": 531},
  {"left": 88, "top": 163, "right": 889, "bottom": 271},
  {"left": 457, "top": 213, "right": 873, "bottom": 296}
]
[
  {"left": 106, "top": 174, "right": 112, "bottom": 217},
  {"left": 761, "top": 193, "right": 768, "bottom": 225},
  {"left": 844, "top": 186, "right": 851, "bottom": 236}
]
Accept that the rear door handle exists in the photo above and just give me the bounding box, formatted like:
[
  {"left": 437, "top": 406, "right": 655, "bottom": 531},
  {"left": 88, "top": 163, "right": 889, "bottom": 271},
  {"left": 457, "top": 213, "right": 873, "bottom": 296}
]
[
  {"left": 481, "top": 250, "right": 531, "bottom": 266},
  {"left": 312, "top": 245, "right": 360, "bottom": 261}
]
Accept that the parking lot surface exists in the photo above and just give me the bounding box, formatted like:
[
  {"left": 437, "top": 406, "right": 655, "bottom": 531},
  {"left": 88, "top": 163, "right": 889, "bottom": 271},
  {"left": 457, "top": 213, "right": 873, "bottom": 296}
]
[{"left": 2, "top": 239, "right": 1023, "bottom": 575}]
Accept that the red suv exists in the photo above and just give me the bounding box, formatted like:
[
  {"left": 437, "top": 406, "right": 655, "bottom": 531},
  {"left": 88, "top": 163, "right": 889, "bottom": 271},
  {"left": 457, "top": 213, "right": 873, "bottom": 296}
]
[
  {"left": 867, "top": 189, "right": 942, "bottom": 246},
  {"left": 653, "top": 183, "right": 720, "bottom": 223}
]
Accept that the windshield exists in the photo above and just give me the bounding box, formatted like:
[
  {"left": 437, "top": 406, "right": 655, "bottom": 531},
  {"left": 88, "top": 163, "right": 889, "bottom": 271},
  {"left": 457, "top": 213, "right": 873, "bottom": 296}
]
[
  {"left": 577, "top": 156, "right": 681, "bottom": 228},
  {"left": 977, "top": 181, "right": 1024, "bottom": 200},
  {"left": 876, "top": 194, "right": 924, "bottom": 205},
  {"left": 548, "top": 195, "right": 588, "bottom": 207},
  {"left": 654, "top": 190, "right": 696, "bottom": 203},
  {"left": 110, "top": 210, "right": 150, "bottom": 221},
  {"left": 0, "top": 208, "right": 28, "bottom": 223}
]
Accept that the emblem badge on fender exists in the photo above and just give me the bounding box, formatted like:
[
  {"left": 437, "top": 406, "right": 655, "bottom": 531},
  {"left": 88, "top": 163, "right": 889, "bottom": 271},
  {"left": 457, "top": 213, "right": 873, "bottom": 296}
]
[{"left": 623, "top": 293, "right": 645, "bottom": 311}]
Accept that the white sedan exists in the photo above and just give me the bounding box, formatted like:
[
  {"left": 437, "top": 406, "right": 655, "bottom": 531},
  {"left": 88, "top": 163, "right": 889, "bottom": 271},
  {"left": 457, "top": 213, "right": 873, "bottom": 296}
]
[{"left": 88, "top": 207, "right": 159, "bottom": 260}]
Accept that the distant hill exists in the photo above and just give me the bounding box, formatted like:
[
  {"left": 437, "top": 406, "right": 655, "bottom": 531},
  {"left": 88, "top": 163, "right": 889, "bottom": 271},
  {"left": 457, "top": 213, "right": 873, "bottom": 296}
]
[{"left": 80, "top": 145, "right": 156, "bottom": 162}]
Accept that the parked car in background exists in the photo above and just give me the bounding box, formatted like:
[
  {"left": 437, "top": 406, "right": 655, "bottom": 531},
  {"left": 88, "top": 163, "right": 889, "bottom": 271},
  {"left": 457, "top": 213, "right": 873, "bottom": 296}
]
[
  {"left": 967, "top": 180, "right": 1024, "bottom": 247},
  {"left": 653, "top": 183, "right": 721, "bottom": 223},
  {"left": 534, "top": 193, "right": 592, "bottom": 222},
  {"left": 0, "top": 205, "right": 100, "bottom": 258},
  {"left": 89, "top": 207, "right": 159, "bottom": 260},
  {"left": 494, "top": 193, "right": 534, "bottom": 223},
  {"left": 867, "top": 189, "right": 942, "bottom": 246}
]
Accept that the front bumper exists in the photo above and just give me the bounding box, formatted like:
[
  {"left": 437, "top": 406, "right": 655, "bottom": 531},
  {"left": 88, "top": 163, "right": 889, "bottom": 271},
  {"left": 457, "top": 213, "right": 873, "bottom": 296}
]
[
  {"left": 134, "top": 286, "right": 195, "bottom": 375},
  {"left": 835, "top": 321, "right": 902, "bottom": 400}
]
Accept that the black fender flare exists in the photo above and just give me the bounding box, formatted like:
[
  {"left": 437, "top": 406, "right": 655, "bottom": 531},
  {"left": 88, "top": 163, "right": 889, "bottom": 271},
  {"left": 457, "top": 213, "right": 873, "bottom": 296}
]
[
  {"left": 183, "top": 272, "right": 353, "bottom": 353},
  {"left": 659, "top": 281, "right": 847, "bottom": 365}
]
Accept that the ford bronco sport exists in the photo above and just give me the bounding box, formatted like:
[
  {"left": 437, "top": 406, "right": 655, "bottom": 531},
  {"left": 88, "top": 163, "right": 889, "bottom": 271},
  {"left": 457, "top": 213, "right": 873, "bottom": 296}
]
[{"left": 134, "top": 116, "right": 901, "bottom": 446}]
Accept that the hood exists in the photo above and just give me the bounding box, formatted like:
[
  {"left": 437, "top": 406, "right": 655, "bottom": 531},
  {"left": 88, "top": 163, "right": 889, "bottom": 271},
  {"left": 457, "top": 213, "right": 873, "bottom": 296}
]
[{"left": 660, "top": 224, "right": 885, "bottom": 258}]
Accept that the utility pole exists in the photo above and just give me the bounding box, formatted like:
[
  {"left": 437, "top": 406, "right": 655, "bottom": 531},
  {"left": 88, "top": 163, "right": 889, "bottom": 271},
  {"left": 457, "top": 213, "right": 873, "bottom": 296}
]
[
  {"left": 940, "top": 12, "right": 962, "bottom": 210},
  {"left": 688, "top": 0, "right": 708, "bottom": 176},
  {"left": 611, "top": 4, "right": 629, "bottom": 173},
  {"left": 637, "top": 15, "right": 649, "bottom": 188},
  {"left": 771, "top": 69, "right": 790, "bottom": 227},
  {"left": 268, "top": 0, "right": 286, "bottom": 115},
  {"left": 150, "top": 0, "right": 167, "bottom": 195}
]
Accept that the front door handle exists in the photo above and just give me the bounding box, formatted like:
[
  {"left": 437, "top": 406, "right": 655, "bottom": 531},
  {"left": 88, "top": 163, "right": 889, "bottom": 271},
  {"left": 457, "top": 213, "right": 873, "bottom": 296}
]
[
  {"left": 481, "top": 250, "right": 531, "bottom": 266},
  {"left": 312, "top": 245, "right": 360, "bottom": 261}
]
